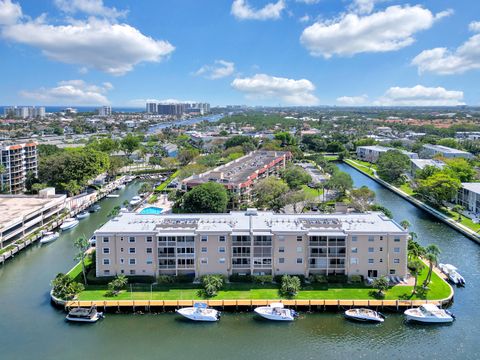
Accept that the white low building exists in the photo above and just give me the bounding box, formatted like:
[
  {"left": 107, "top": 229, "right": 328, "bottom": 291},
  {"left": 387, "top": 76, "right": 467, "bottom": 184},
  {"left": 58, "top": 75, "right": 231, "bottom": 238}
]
[
  {"left": 421, "top": 144, "right": 474, "bottom": 160},
  {"left": 410, "top": 159, "right": 445, "bottom": 177},
  {"left": 457, "top": 183, "right": 480, "bottom": 217},
  {"left": 356, "top": 146, "right": 418, "bottom": 163}
]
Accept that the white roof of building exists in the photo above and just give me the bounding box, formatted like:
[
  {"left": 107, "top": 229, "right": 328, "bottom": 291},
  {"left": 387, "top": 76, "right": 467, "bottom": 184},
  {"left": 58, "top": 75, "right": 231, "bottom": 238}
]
[
  {"left": 461, "top": 183, "right": 480, "bottom": 194},
  {"left": 423, "top": 144, "right": 472, "bottom": 155},
  {"left": 410, "top": 159, "right": 445, "bottom": 170},
  {"left": 95, "top": 211, "right": 406, "bottom": 235}
]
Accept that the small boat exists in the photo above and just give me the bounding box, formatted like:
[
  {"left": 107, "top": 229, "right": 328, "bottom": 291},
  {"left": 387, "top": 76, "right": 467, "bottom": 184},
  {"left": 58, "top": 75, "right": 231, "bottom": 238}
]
[
  {"left": 116, "top": 184, "right": 126, "bottom": 190},
  {"left": 76, "top": 211, "right": 90, "bottom": 220},
  {"left": 88, "top": 235, "right": 96, "bottom": 247},
  {"left": 88, "top": 204, "right": 101, "bottom": 213},
  {"left": 106, "top": 194, "right": 120, "bottom": 198},
  {"left": 66, "top": 306, "right": 104, "bottom": 323},
  {"left": 439, "top": 263, "right": 465, "bottom": 286},
  {"left": 40, "top": 231, "right": 60, "bottom": 244},
  {"left": 119, "top": 207, "right": 128, "bottom": 213},
  {"left": 176, "top": 302, "right": 220, "bottom": 322},
  {"left": 130, "top": 196, "right": 142, "bottom": 206},
  {"left": 60, "top": 218, "right": 79, "bottom": 231},
  {"left": 345, "top": 308, "right": 385, "bottom": 323},
  {"left": 254, "top": 303, "right": 297, "bottom": 321},
  {"left": 404, "top": 304, "right": 455, "bottom": 323}
]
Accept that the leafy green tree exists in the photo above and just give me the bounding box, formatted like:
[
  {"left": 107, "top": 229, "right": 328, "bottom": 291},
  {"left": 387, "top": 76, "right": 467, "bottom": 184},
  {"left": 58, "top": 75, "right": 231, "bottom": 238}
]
[
  {"left": 281, "top": 165, "right": 312, "bottom": 190},
  {"left": 417, "top": 171, "right": 461, "bottom": 206},
  {"left": 437, "top": 138, "right": 460, "bottom": 149},
  {"left": 371, "top": 276, "right": 389, "bottom": 297},
  {"left": 201, "top": 274, "right": 224, "bottom": 297},
  {"left": 422, "top": 244, "right": 441, "bottom": 288},
  {"left": 51, "top": 273, "right": 85, "bottom": 300},
  {"left": 280, "top": 275, "right": 301, "bottom": 297},
  {"left": 181, "top": 182, "right": 228, "bottom": 213},
  {"left": 37, "top": 144, "right": 63, "bottom": 157},
  {"left": 224, "top": 135, "right": 258, "bottom": 149},
  {"left": 327, "top": 171, "right": 353, "bottom": 195},
  {"left": 415, "top": 165, "right": 441, "bottom": 180},
  {"left": 121, "top": 133, "right": 141, "bottom": 158},
  {"left": 178, "top": 148, "right": 199, "bottom": 165},
  {"left": 74, "top": 237, "right": 90, "bottom": 285},
  {"left": 274, "top": 131, "right": 296, "bottom": 146},
  {"left": 400, "top": 219, "right": 411, "bottom": 230},
  {"left": 108, "top": 205, "right": 121, "bottom": 218},
  {"left": 408, "top": 238, "right": 425, "bottom": 260},
  {"left": 326, "top": 141, "right": 345, "bottom": 153},
  {"left": 376, "top": 150, "right": 411, "bottom": 183},
  {"left": 253, "top": 177, "right": 290, "bottom": 211},
  {"left": 350, "top": 186, "right": 375, "bottom": 212},
  {"left": 107, "top": 275, "right": 128, "bottom": 296},
  {"left": 61, "top": 180, "right": 82, "bottom": 196},
  {"left": 444, "top": 158, "right": 476, "bottom": 182},
  {"left": 31, "top": 183, "right": 48, "bottom": 194},
  {"left": 408, "top": 259, "right": 423, "bottom": 294},
  {"left": 302, "top": 135, "right": 327, "bottom": 152},
  {"left": 354, "top": 138, "right": 377, "bottom": 147}
]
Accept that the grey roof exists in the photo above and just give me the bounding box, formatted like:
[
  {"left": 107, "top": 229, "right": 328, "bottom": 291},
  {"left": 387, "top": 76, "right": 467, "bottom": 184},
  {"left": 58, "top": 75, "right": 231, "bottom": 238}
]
[
  {"left": 423, "top": 144, "right": 472, "bottom": 155},
  {"left": 461, "top": 183, "right": 480, "bottom": 194}
]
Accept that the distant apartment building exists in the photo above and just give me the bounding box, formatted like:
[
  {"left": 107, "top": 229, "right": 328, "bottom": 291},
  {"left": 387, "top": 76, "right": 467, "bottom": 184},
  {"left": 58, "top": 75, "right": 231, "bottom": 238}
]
[
  {"left": 182, "top": 151, "right": 292, "bottom": 200},
  {"left": 455, "top": 132, "right": 480, "bottom": 140},
  {"left": 421, "top": 144, "right": 474, "bottom": 160},
  {"left": 410, "top": 159, "right": 445, "bottom": 177},
  {"left": 356, "top": 146, "right": 418, "bottom": 163},
  {"left": 457, "top": 183, "right": 480, "bottom": 216},
  {"left": 94, "top": 210, "right": 408, "bottom": 279},
  {"left": 146, "top": 102, "right": 210, "bottom": 116},
  {"left": 0, "top": 142, "right": 38, "bottom": 194},
  {"left": 146, "top": 102, "right": 158, "bottom": 114},
  {"left": 4, "top": 106, "right": 45, "bottom": 119},
  {"left": 98, "top": 106, "right": 112, "bottom": 117}
]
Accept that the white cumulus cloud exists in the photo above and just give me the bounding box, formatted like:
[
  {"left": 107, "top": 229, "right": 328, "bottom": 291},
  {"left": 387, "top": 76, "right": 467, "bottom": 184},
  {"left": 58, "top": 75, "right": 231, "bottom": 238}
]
[
  {"left": 336, "top": 95, "right": 369, "bottom": 105},
  {"left": 374, "top": 85, "right": 465, "bottom": 106},
  {"left": 296, "top": 0, "right": 320, "bottom": 4},
  {"left": 412, "top": 22, "right": 480, "bottom": 75},
  {"left": 0, "top": 0, "right": 22, "bottom": 25},
  {"left": 54, "top": 0, "right": 127, "bottom": 19},
  {"left": 0, "top": 2, "right": 174, "bottom": 75},
  {"left": 300, "top": 5, "right": 450, "bottom": 58},
  {"left": 231, "top": 0, "right": 285, "bottom": 21},
  {"left": 195, "top": 60, "right": 235, "bottom": 79},
  {"left": 231, "top": 73, "right": 319, "bottom": 105},
  {"left": 20, "top": 80, "right": 113, "bottom": 105}
]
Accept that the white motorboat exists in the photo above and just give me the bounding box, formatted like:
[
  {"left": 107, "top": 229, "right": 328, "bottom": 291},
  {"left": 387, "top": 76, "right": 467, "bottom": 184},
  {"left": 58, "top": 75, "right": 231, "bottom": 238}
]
[
  {"left": 176, "top": 303, "right": 220, "bottom": 322},
  {"left": 106, "top": 194, "right": 120, "bottom": 198},
  {"left": 439, "top": 263, "right": 465, "bottom": 286},
  {"left": 88, "top": 204, "right": 101, "bottom": 213},
  {"left": 130, "top": 196, "right": 142, "bottom": 206},
  {"left": 404, "top": 304, "right": 455, "bottom": 323},
  {"left": 76, "top": 211, "right": 90, "bottom": 220},
  {"left": 60, "top": 218, "right": 79, "bottom": 231},
  {"left": 344, "top": 308, "right": 385, "bottom": 323},
  {"left": 66, "top": 306, "right": 104, "bottom": 323},
  {"left": 119, "top": 207, "right": 128, "bottom": 213},
  {"left": 40, "top": 231, "right": 60, "bottom": 244},
  {"left": 116, "top": 184, "right": 126, "bottom": 190},
  {"left": 254, "top": 303, "right": 297, "bottom": 321},
  {"left": 88, "top": 235, "right": 96, "bottom": 247}
]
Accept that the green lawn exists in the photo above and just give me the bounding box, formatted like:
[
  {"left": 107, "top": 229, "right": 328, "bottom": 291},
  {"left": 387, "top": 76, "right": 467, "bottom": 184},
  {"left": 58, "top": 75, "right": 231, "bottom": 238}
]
[
  {"left": 398, "top": 183, "right": 415, "bottom": 195},
  {"left": 344, "top": 159, "right": 376, "bottom": 177},
  {"left": 67, "top": 256, "right": 93, "bottom": 280},
  {"left": 78, "top": 266, "right": 451, "bottom": 301},
  {"left": 301, "top": 185, "right": 322, "bottom": 199},
  {"left": 441, "top": 207, "right": 480, "bottom": 232}
]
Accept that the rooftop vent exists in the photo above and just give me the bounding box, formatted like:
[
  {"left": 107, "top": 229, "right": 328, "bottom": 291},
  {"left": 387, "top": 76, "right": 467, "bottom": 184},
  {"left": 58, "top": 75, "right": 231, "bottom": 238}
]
[{"left": 245, "top": 208, "right": 258, "bottom": 216}]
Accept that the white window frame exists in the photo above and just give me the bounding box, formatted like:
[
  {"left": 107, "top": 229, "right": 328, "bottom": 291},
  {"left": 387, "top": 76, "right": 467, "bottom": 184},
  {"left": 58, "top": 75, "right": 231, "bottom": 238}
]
[
  {"left": 219, "top": 235, "right": 226, "bottom": 242},
  {"left": 351, "top": 247, "right": 358, "bottom": 253},
  {"left": 278, "top": 258, "right": 285, "bottom": 264},
  {"left": 200, "top": 258, "right": 208, "bottom": 265},
  {"left": 368, "top": 247, "right": 374, "bottom": 253},
  {"left": 296, "top": 246, "right": 302, "bottom": 253},
  {"left": 394, "top": 259, "right": 400, "bottom": 264},
  {"left": 279, "top": 246, "right": 285, "bottom": 253},
  {"left": 103, "top": 258, "right": 110, "bottom": 265},
  {"left": 219, "top": 258, "right": 226, "bottom": 264},
  {"left": 102, "top": 248, "right": 110, "bottom": 254},
  {"left": 129, "top": 258, "right": 136, "bottom": 265},
  {"left": 102, "top": 237, "right": 109, "bottom": 243},
  {"left": 368, "top": 259, "right": 374, "bottom": 264},
  {"left": 201, "top": 235, "right": 208, "bottom": 242},
  {"left": 296, "top": 258, "right": 303, "bottom": 264},
  {"left": 129, "top": 247, "right": 136, "bottom": 254},
  {"left": 201, "top": 247, "right": 207, "bottom": 253},
  {"left": 218, "top": 246, "right": 226, "bottom": 253},
  {"left": 394, "top": 247, "right": 400, "bottom": 253},
  {"left": 129, "top": 236, "right": 136, "bottom": 243},
  {"left": 350, "top": 258, "right": 359, "bottom": 265}
]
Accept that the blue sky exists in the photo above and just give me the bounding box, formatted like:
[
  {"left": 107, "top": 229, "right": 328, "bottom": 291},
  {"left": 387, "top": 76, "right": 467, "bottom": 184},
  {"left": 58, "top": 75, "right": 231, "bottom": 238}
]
[{"left": 0, "top": 0, "right": 479, "bottom": 107}]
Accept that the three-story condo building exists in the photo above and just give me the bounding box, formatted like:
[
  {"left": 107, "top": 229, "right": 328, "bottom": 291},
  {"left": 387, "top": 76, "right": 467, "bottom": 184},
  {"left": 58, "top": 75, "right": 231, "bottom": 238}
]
[{"left": 95, "top": 210, "right": 408, "bottom": 280}]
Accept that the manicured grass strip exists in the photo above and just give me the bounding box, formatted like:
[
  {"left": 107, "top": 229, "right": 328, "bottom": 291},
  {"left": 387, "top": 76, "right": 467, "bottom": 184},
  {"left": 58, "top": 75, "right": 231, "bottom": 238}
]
[
  {"left": 344, "top": 159, "right": 377, "bottom": 177},
  {"left": 154, "top": 170, "right": 179, "bottom": 193},
  {"left": 67, "top": 256, "right": 93, "bottom": 280},
  {"left": 301, "top": 185, "right": 322, "bottom": 199}
]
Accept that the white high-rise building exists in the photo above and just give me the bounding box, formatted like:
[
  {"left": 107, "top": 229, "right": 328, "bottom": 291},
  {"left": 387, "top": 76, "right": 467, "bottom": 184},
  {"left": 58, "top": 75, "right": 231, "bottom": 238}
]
[
  {"left": 98, "top": 106, "right": 112, "bottom": 117},
  {"left": 146, "top": 102, "right": 158, "bottom": 114},
  {"left": 4, "top": 106, "right": 46, "bottom": 119}
]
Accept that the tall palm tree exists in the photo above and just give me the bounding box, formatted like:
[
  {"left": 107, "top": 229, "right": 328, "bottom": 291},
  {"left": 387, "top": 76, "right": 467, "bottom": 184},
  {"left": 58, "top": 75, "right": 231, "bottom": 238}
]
[
  {"left": 422, "top": 244, "right": 441, "bottom": 288},
  {"left": 408, "top": 237, "right": 424, "bottom": 260},
  {"left": 408, "top": 259, "right": 422, "bottom": 294},
  {"left": 400, "top": 219, "right": 411, "bottom": 230}
]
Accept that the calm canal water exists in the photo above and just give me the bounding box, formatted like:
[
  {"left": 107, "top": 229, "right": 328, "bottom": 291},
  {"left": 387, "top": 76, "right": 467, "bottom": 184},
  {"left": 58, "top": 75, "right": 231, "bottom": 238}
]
[{"left": 0, "top": 167, "right": 479, "bottom": 359}]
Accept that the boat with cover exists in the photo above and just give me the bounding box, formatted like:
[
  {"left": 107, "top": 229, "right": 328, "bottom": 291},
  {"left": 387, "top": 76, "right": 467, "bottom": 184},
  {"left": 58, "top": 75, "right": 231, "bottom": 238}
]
[
  {"left": 439, "top": 263, "right": 465, "bottom": 286},
  {"left": 404, "top": 304, "right": 455, "bottom": 323},
  {"left": 254, "top": 303, "right": 297, "bottom": 321},
  {"left": 130, "top": 196, "right": 142, "bottom": 206},
  {"left": 60, "top": 218, "right": 79, "bottom": 231},
  {"left": 66, "top": 306, "right": 104, "bottom": 323},
  {"left": 40, "top": 231, "right": 60, "bottom": 244},
  {"left": 176, "top": 302, "right": 220, "bottom": 322},
  {"left": 106, "top": 194, "right": 120, "bottom": 198},
  {"left": 76, "top": 211, "right": 90, "bottom": 220},
  {"left": 344, "top": 308, "right": 385, "bottom": 323}
]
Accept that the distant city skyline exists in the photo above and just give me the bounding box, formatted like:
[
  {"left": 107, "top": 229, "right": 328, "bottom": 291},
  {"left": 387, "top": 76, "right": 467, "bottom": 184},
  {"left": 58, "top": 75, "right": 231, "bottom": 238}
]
[{"left": 0, "top": 0, "right": 479, "bottom": 107}]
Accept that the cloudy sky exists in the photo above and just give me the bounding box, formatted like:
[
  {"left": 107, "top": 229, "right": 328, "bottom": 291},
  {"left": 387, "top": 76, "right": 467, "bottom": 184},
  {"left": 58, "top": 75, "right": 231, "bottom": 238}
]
[{"left": 0, "top": 0, "right": 479, "bottom": 107}]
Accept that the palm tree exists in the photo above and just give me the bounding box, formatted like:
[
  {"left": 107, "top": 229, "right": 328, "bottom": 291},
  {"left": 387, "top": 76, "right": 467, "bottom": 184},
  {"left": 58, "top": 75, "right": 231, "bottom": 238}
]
[
  {"left": 372, "top": 276, "right": 389, "bottom": 297},
  {"left": 422, "top": 244, "right": 441, "bottom": 288},
  {"left": 408, "top": 259, "right": 423, "bottom": 294},
  {"left": 408, "top": 237, "right": 424, "bottom": 260},
  {"left": 74, "top": 237, "right": 90, "bottom": 285},
  {"left": 400, "top": 219, "right": 411, "bottom": 230}
]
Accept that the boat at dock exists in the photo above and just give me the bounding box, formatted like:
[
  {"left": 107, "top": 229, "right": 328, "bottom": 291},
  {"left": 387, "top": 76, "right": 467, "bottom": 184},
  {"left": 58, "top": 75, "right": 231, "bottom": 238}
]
[
  {"left": 88, "top": 204, "right": 101, "bottom": 213},
  {"left": 116, "top": 184, "right": 126, "bottom": 190},
  {"left": 66, "top": 306, "right": 104, "bottom": 323},
  {"left": 404, "top": 304, "right": 455, "bottom": 324},
  {"left": 439, "top": 263, "right": 465, "bottom": 286},
  {"left": 344, "top": 308, "right": 385, "bottom": 323},
  {"left": 254, "top": 303, "right": 297, "bottom": 321},
  {"left": 106, "top": 194, "right": 120, "bottom": 198},
  {"left": 129, "top": 196, "right": 142, "bottom": 206},
  {"left": 76, "top": 211, "right": 90, "bottom": 220},
  {"left": 60, "top": 218, "right": 79, "bottom": 231},
  {"left": 40, "top": 231, "right": 60, "bottom": 244},
  {"left": 176, "top": 303, "right": 220, "bottom": 322}
]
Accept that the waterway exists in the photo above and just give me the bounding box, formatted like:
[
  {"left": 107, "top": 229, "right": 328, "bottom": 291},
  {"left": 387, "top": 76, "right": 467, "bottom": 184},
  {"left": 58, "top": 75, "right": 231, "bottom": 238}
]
[
  {"left": 0, "top": 167, "right": 479, "bottom": 359},
  {"left": 148, "top": 113, "right": 224, "bottom": 133}
]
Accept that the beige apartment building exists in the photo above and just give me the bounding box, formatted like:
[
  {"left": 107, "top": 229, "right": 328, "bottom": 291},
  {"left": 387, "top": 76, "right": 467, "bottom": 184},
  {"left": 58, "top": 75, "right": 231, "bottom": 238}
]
[
  {"left": 0, "top": 142, "right": 38, "bottom": 194},
  {"left": 95, "top": 210, "right": 408, "bottom": 280}
]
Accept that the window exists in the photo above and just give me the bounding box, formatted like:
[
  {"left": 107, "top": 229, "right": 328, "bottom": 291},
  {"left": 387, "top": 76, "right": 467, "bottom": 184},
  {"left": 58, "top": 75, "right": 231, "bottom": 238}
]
[
  {"left": 380, "top": 236, "right": 384, "bottom": 241},
  {"left": 200, "top": 258, "right": 208, "bottom": 264},
  {"left": 219, "top": 236, "right": 226, "bottom": 242},
  {"left": 129, "top": 270, "right": 136, "bottom": 275},
  {"left": 296, "top": 258, "right": 303, "bottom": 264},
  {"left": 201, "top": 235, "right": 208, "bottom": 242},
  {"left": 219, "top": 258, "right": 226, "bottom": 264},
  {"left": 120, "top": 258, "right": 124, "bottom": 264},
  {"left": 129, "top": 236, "right": 135, "bottom": 243},
  {"left": 394, "top": 237, "right": 400, "bottom": 242},
  {"left": 379, "top": 247, "right": 383, "bottom": 252},
  {"left": 201, "top": 247, "right": 207, "bottom": 253},
  {"left": 368, "top": 259, "right": 374, "bottom": 264},
  {"left": 103, "top": 248, "right": 110, "bottom": 254},
  {"left": 368, "top": 236, "right": 374, "bottom": 242},
  {"left": 390, "top": 269, "right": 396, "bottom": 275},
  {"left": 129, "top": 258, "right": 136, "bottom": 265},
  {"left": 368, "top": 247, "right": 374, "bottom": 253},
  {"left": 297, "top": 236, "right": 302, "bottom": 242},
  {"left": 218, "top": 246, "right": 226, "bottom": 253},
  {"left": 379, "top": 259, "right": 383, "bottom": 263},
  {"left": 120, "top": 248, "right": 124, "bottom": 252},
  {"left": 279, "top": 258, "right": 285, "bottom": 264},
  {"left": 351, "top": 236, "right": 357, "bottom": 242},
  {"left": 351, "top": 247, "right": 358, "bottom": 253},
  {"left": 146, "top": 259, "right": 153, "bottom": 265},
  {"left": 296, "top": 246, "right": 302, "bottom": 253},
  {"left": 102, "top": 237, "right": 109, "bottom": 243},
  {"left": 129, "top": 248, "right": 136, "bottom": 254},
  {"left": 394, "top": 259, "right": 400, "bottom": 264},
  {"left": 146, "top": 248, "right": 152, "bottom": 254},
  {"left": 120, "top": 237, "right": 124, "bottom": 241},
  {"left": 394, "top": 247, "right": 400, "bottom": 253},
  {"left": 279, "top": 246, "right": 285, "bottom": 253},
  {"left": 350, "top": 258, "right": 359, "bottom": 265},
  {"left": 103, "top": 259, "right": 110, "bottom": 265},
  {"left": 146, "top": 236, "right": 153, "bottom": 243},
  {"left": 278, "top": 235, "right": 285, "bottom": 241},
  {"left": 104, "top": 270, "right": 110, "bottom": 275}
]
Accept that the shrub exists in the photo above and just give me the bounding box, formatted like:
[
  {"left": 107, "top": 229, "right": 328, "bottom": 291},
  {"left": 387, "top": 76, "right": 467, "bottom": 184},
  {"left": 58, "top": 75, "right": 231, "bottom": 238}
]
[
  {"left": 157, "top": 275, "right": 175, "bottom": 284},
  {"left": 274, "top": 274, "right": 306, "bottom": 284},
  {"left": 229, "top": 274, "right": 253, "bottom": 283},
  {"left": 252, "top": 275, "right": 273, "bottom": 284},
  {"left": 280, "top": 275, "right": 301, "bottom": 297},
  {"left": 51, "top": 273, "right": 85, "bottom": 300},
  {"left": 201, "top": 274, "right": 225, "bottom": 297},
  {"left": 309, "top": 274, "right": 327, "bottom": 284},
  {"left": 349, "top": 275, "right": 363, "bottom": 284},
  {"left": 106, "top": 275, "right": 128, "bottom": 297},
  {"left": 327, "top": 275, "right": 348, "bottom": 284},
  {"left": 176, "top": 274, "right": 195, "bottom": 283}
]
